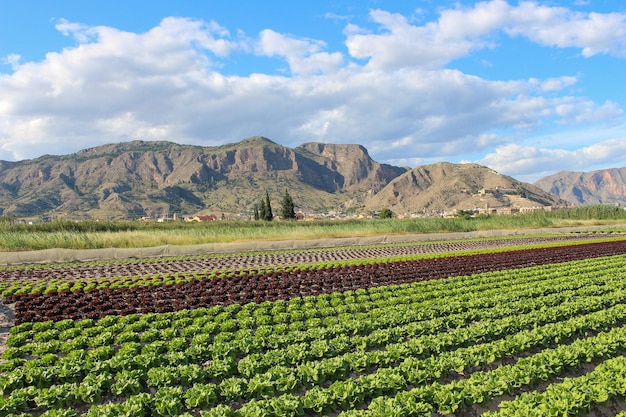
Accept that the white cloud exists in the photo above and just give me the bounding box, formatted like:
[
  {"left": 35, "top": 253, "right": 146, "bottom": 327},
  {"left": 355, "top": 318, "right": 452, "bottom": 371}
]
[
  {"left": 1, "top": 54, "right": 22, "bottom": 71},
  {"left": 256, "top": 29, "right": 343, "bottom": 75},
  {"left": 345, "top": 9, "right": 485, "bottom": 70},
  {"left": 532, "top": 76, "right": 578, "bottom": 92},
  {"left": 479, "top": 138, "right": 626, "bottom": 182},
  {"left": 56, "top": 17, "right": 235, "bottom": 57},
  {"left": 506, "top": 3, "right": 626, "bottom": 57},
  {"left": 0, "top": 1, "right": 625, "bottom": 186},
  {"left": 553, "top": 100, "right": 623, "bottom": 124},
  {"left": 437, "top": 0, "right": 510, "bottom": 38},
  {"left": 0, "top": 17, "right": 242, "bottom": 158},
  {"left": 344, "top": 1, "right": 626, "bottom": 70},
  {"left": 55, "top": 19, "right": 99, "bottom": 43}
]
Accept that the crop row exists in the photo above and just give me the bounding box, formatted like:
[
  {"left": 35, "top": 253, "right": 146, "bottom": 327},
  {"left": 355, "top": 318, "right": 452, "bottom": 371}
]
[
  {"left": 4, "top": 307, "right": 626, "bottom": 416},
  {"left": 336, "top": 327, "right": 626, "bottom": 417},
  {"left": 4, "top": 278, "right": 626, "bottom": 397},
  {"left": 1, "top": 253, "right": 626, "bottom": 416},
  {"left": 7, "top": 254, "right": 622, "bottom": 373},
  {"left": 6, "top": 255, "right": 624, "bottom": 371},
  {"left": 1, "top": 233, "right": 622, "bottom": 291},
  {"left": 9, "top": 239, "right": 626, "bottom": 323},
  {"left": 481, "top": 355, "right": 626, "bottom": 416}
]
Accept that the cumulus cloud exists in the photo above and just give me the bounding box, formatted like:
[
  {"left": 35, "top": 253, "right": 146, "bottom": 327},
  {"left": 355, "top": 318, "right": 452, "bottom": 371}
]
[
  {"left": 479, "top": 138, "right": 626, "bottom": 182},
  {"left": 345, "top": 9, "right": 487, "bottom": 70},
  {"left": 0, "top": 17, "right": 240, "bottom": 158},
  {"left": 0, "top": 1, "right": 625, "bottom": 184},
  {"left": 345, "top": 0, "right": 626, "bottom": 69},
  {"left": 256, "top": 29, "right": 343, "bottom": 75},
  {"left": 505, "top": 3, "right": 626, "bottom": 57}
]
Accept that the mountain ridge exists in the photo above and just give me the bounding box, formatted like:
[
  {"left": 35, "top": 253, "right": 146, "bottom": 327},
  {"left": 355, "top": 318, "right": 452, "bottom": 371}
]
[
  {"left": 0, "top": 137, "right": 567, "bottom": 220},
  {"left": 534, "top": 167, "right": 626, "bottom": 206},
  {"left": 365, "top": 162, "right": 565, "bottom": 216}
]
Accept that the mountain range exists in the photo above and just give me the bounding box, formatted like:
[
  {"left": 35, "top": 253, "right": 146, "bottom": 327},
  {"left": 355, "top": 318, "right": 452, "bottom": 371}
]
[
  {"left": 0, "top": 136, "right": 616, "bottom": 220},
  {"left": 533, "top": 167, "right": 626, "bottom": 206}
]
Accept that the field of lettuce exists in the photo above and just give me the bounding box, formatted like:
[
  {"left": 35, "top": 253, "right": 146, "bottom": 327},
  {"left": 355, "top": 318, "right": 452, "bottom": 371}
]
[{"left": 2, "top": 232, "right": 626, "bottom": 416}]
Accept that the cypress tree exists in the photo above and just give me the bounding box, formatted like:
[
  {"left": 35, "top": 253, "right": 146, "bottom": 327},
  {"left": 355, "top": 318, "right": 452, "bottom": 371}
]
[
  {"left": 281, "top": 189, "right": 296, "bottom": 220},
  {"left": 264, "top": 191, "right": 273, "bottom": 221},
  {"left": 258, "top": 199, "right": 267, "bottom": 221}
]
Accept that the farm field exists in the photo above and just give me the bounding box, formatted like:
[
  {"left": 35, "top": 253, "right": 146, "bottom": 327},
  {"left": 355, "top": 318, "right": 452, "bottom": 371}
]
[
  {"left": 2, "top": 231, "right": 626, "bottom": 416},
  {"left": 0, "top": 232, "right": 622, "bottom": 299}
]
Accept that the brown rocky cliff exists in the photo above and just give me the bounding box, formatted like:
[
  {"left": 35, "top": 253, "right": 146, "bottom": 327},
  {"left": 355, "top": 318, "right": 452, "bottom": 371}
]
[
  {"left": 534, "top": 167, "right": 626, "bottom": 205},
  {"left": 585, "top": 170, "right": 626, "bottom": 195},
  {"left": 297, "top": 142, "right": 406, "bottom": 192},
  {"left": 0, "top": 137, "right": 570, "bottom": 220},
  {"left": 0, "top": 137, "right": 403, "bottom": 218}
]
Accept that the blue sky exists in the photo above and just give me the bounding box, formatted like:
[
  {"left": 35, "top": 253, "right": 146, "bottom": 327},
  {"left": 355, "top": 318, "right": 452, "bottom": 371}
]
[{"left": 1, "top": 0, "right": 625, "bottom": 182}]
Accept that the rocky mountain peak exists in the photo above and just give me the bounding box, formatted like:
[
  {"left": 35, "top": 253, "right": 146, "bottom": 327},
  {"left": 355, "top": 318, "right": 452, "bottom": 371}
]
[
  {"left": 236, "top": 136, "right": 278, "bottom": 147},
  {"left": 534, "top": 167, "right": 626, "bottom": 205},
  {"left": 0, "top": 137, "right": 572, "bottom": 220},
  {"left": 0, "top": 138, "right": 403, "bottom": 219}
]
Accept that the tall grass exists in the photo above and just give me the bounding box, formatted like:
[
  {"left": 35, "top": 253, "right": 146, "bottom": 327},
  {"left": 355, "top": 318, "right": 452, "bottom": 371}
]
[{"left": 0, "top": 205, "right": 624, "bottom": 251}]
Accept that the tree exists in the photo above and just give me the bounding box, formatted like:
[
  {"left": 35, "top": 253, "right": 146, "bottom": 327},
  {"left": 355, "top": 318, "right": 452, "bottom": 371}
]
[
  {"left": 258, "top": 199, "right": 267, "bottom": 221},
  {"left": 455, "top": 209, "right": 474, "bottom": 219},
  {"left": 379, "top": 208, "right": 394, "bottom": 219},
  {"left": 260, "top": 191, "right": 273, "bottom": 221},
  {"left": 253, "top": 204, "right": 260, "bottom": 221},
  {"left": 281, "top": 189, "right": 296, "bottom": 220},
  {"left": 265, "top": 191, "right": 273, "bottom": 221}
]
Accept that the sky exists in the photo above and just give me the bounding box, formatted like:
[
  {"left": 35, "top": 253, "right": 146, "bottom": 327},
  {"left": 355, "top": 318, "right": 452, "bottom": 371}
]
[{"left": 1, "top": 1, "right": 626, "bottom": 183}]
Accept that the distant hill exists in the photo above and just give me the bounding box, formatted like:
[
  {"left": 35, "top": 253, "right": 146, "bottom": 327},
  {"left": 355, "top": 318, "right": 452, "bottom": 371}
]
[
  {"left": 534, "top": 167, "right": 626, "bottom": 206},
  {"left": 0, "top": 137, "right": 566, "bottom": 220},
  {"left": 365, "top": 162, "right": 566, "bottom": 216},
  {"left": 0, "top": 137, "right": 406, "bottom": 220}
]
